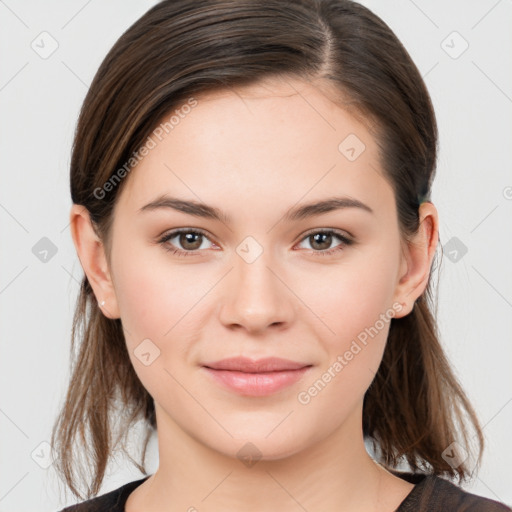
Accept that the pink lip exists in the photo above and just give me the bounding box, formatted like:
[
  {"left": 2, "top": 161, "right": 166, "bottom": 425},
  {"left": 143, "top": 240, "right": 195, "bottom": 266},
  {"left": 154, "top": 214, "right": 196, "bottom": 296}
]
[{"left": 201, "top": 357, "right": 312, "bottom": 396}]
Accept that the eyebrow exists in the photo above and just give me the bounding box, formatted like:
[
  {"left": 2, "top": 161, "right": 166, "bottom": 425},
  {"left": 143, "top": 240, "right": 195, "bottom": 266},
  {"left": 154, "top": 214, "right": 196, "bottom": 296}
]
[{"left": 138, "top": 194, "right": 374, "bottom": 223}]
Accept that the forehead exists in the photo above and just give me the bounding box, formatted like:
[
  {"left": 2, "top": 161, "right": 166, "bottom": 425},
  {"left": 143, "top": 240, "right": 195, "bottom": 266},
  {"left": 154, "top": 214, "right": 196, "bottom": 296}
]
[{"left": 115, "top": 77, "right": 393, "bottom": 221}]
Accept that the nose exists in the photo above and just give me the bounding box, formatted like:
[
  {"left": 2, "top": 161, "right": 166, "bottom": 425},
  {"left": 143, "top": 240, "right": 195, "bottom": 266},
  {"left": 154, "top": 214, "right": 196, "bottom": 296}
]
[{"left": 218, "top": 250, "right": 295, "bottom": 334}]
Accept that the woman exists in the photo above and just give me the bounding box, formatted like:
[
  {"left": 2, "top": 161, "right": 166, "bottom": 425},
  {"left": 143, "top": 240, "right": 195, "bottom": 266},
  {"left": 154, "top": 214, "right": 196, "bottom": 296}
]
[{"left": 52, "top": 0, "right": 511, "bottom": 510}]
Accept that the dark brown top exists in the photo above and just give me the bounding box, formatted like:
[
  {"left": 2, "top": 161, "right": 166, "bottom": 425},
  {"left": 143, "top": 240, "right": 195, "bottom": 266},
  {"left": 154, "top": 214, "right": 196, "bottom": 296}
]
[
  {"left": 393, "top": 471, "right": 511, "bottom": 511},
  {"left": 60, "top": 472, "right": 511, "bottom": 511}
]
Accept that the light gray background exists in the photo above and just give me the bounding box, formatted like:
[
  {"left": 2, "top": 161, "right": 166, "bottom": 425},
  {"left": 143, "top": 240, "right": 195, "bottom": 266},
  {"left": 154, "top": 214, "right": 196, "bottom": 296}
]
[{"left": 0, "top": 1, "right": 511, "bottom": 510}]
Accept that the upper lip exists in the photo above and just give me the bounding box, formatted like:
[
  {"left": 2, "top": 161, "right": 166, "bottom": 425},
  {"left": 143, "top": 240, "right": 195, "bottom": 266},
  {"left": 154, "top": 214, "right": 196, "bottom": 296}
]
[{"left": 203, "top": 357, "right": 311, "bottom": 373}]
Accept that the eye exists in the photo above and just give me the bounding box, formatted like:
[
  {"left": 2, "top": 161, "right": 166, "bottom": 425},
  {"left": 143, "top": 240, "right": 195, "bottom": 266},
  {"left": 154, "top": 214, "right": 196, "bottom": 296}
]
[
  {"left": 295, "top": 229, "right": 353, "bottom": 256},
  {"left": 158, "top": 228, "right": 217, "bottom": 257}
]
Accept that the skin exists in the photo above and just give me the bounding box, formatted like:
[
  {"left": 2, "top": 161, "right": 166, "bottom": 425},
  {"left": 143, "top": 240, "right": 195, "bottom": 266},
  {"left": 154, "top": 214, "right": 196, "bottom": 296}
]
[{"left": 70, "top": 77, "right": 439, "bottom": 512}]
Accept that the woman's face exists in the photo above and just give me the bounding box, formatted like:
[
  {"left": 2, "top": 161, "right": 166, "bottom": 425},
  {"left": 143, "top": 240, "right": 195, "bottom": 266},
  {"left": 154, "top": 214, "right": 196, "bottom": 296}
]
[{"left": 105, "top": 77, "right": 412, "bottom": 460}]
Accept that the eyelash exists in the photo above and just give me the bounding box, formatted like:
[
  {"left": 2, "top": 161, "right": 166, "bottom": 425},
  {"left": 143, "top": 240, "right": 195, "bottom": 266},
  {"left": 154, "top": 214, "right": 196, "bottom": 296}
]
[{"left": 157, "top": 228, "right": 354, "bottom": 258}]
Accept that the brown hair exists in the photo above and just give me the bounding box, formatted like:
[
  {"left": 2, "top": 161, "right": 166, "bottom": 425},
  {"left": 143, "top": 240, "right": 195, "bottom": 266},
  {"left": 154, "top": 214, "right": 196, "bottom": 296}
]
[{"left": 51, "top": 0, "right": 484, "bottom": 500}]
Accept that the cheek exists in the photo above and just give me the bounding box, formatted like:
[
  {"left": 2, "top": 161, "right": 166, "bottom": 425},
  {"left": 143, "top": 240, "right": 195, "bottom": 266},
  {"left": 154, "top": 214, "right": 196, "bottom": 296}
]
[
  {"left": 298, "top": 245, "right": 399, "bottom": 346},
  {"left": 293, "top": 245, "right": 399, "bottom": 403},
  {"left": 295, "top": 274, "right": 394, "bottom": 428},
  {"left": 113, "top": 244, "right": 213, "bottom": 339},
  {"left": 111, "top": 247, "right": 218, "bottom": 390}
]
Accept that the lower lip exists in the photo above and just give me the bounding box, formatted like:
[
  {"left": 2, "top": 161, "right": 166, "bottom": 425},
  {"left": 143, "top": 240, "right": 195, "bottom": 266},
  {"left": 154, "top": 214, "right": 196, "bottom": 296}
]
[{"left": 202, "top": 366, "right": 312, "bottom": 396}]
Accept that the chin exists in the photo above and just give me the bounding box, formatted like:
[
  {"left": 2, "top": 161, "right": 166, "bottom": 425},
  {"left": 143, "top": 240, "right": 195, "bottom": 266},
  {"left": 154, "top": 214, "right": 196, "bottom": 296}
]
[{"left": 206, "top": 426, "right": 311, "bottom": 463}]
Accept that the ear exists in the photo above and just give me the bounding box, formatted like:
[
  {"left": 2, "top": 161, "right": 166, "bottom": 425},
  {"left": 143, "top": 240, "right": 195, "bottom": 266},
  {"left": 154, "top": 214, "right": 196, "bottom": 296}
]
[
  {"left": 69, "top": 204, "right": 121, "bottom": 319},
  {"left": 392, "top": 201, "right": 439, "bottom": 318}
]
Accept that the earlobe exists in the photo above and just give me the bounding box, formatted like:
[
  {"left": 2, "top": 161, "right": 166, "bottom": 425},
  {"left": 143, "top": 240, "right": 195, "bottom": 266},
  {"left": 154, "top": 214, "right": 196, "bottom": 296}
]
[
  {"left": 69, "top": 204, "right": 121, "bottom": 319},
  {"left": 392, "top": 202, "right": 439, "bottom": 318}
]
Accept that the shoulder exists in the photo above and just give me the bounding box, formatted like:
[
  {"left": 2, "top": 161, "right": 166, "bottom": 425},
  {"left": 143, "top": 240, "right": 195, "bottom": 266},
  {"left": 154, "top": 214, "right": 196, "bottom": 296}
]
[
  {"left": 396, "top": 472, "right": 511, "bottom": 512},
  {"left": 58, "top": 476, "right": 150, "bottom": 512}
]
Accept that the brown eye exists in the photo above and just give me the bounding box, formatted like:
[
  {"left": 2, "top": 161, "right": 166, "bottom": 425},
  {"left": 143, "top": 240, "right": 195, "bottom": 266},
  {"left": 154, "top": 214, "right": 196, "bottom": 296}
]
[
  {"left": 296, "top": 229, "right": 353, "bottom": 256},
  {"left": 178, "top": 232, "right": 203, "bottom": 250},
  {"left": 309, "top": 232, "right": 333, "bottom": 251},
  {"left": 158, "top": 228, "right": 215, "bottom": 256}
]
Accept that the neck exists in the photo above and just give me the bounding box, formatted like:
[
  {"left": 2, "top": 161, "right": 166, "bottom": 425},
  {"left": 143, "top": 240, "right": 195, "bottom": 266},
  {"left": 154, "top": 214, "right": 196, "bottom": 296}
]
[{"left": 126, "top": 402, "right": 414, "bottom": 512}]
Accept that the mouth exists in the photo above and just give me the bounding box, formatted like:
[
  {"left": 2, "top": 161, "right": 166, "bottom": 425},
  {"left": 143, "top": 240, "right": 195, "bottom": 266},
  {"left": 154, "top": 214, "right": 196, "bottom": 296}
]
[
  {"left": 201, "top": 357, "right": 313, "bottom": 396},
  {"left": 202, "top": 356, "right": 311, "bottom": 372}
]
